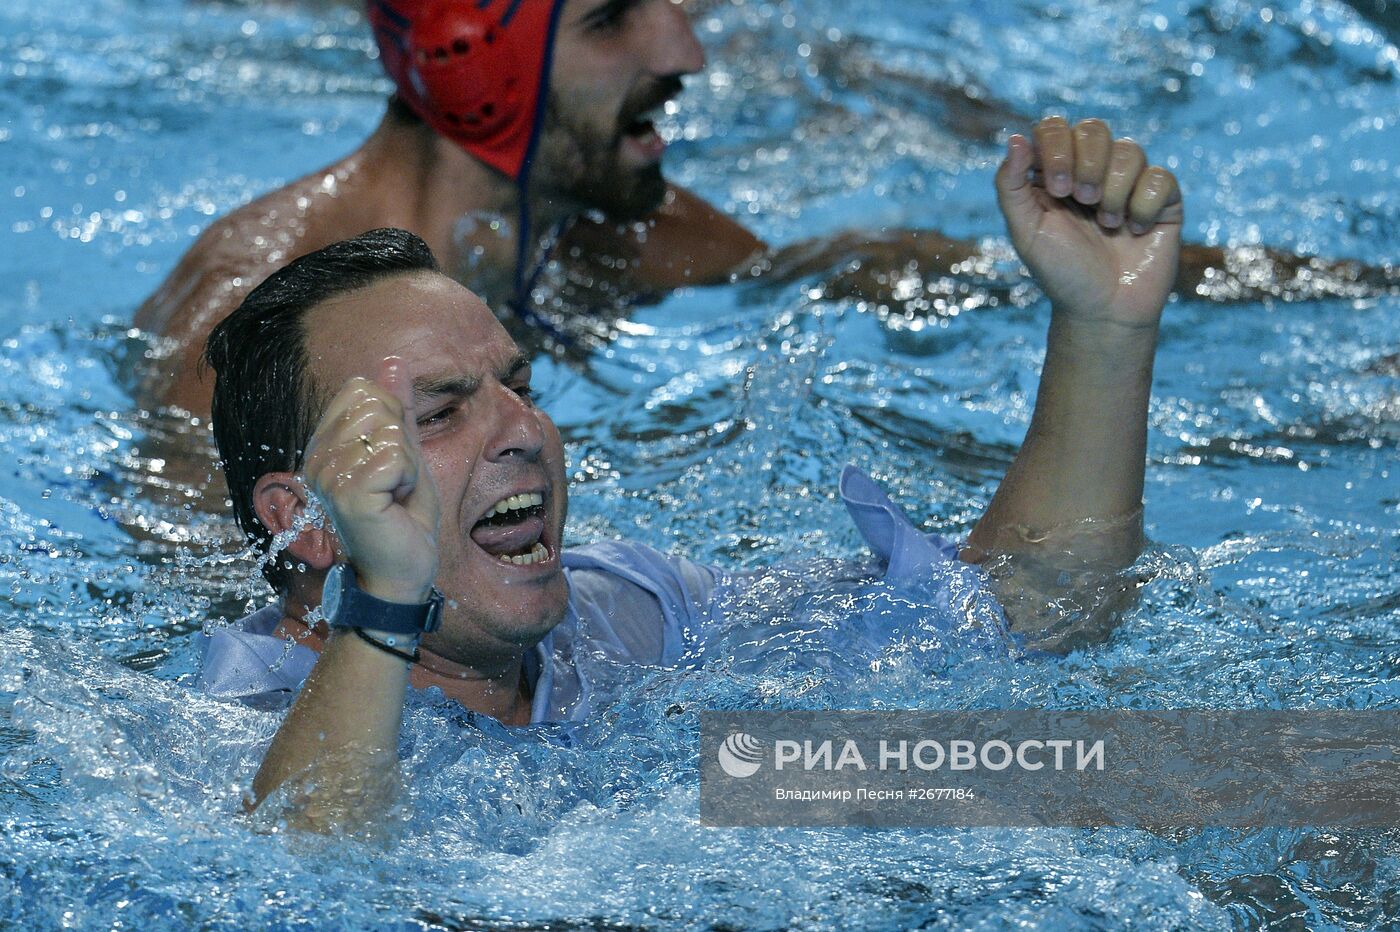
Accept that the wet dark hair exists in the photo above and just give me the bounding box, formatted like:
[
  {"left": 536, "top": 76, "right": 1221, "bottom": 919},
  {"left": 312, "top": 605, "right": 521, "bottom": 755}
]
[{"left": 202, "top": 227, "right": 440, "bottom": 592}]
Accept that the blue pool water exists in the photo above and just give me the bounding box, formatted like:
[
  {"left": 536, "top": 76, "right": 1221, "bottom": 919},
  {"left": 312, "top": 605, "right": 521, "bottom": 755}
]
[{"left": 2, "top": 0, "right": 1398, "bottom": 928}]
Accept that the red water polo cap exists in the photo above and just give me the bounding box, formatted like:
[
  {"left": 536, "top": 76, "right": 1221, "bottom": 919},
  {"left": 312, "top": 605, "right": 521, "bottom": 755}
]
[{"left": 368, "top": 0, "right": 565, "bottom": 181}]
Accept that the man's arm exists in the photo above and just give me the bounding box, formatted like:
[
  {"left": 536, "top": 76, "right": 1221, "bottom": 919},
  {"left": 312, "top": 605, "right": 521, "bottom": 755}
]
[
  {"left": 247, "top": 358, "right": 440, "bottom": 831},
  {"left": 594, "top": 187, "right": 1391, "bottom": 310},
  {"left": 1176, "top": 241, "right": 1398, "bottom": 302},
  {"left": 769, "top": 233, "right": 1393, "bottom": 308},
  {"left": 959, "top": 118, "right": 1182, "bottom": 647}
]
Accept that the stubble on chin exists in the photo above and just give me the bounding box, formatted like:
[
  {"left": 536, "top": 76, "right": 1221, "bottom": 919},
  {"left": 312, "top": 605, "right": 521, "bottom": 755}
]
[
  {"left": 427, "top": 580, "right": 568, "bottom": 670},
  {"left": 533, "top": 96, "right": 667, "bottom": 222}
]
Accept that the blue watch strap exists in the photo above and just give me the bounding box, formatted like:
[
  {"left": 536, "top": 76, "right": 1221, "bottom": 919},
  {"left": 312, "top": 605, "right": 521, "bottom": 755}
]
[{"left": 322, "top": 563, "right": 444, "bottom": 635}]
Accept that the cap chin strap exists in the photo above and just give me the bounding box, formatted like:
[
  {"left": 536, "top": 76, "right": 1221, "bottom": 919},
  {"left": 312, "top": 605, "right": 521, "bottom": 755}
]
[
  {"left": 501, "top": 1, "right": 573, "bottom": 346},
  {"left": 370, "top": 0, "right": 573, "bottom": 343},
  {"left": 507, "top": 48, "right": 576, "bottom": 351},
  {"left": 508, "top": 196, "right": 575, "bottom": 347}
]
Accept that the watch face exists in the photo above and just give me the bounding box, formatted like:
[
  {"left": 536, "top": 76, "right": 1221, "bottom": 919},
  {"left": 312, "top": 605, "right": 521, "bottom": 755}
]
[{"left": 321, "top": 563, "right": 345, "bottom": 624}]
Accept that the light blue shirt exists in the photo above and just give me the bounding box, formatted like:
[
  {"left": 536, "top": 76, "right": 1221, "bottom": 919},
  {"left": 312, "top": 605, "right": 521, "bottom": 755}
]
[{"left": 197, "top": 467, "right": 983, "bottom": 722}]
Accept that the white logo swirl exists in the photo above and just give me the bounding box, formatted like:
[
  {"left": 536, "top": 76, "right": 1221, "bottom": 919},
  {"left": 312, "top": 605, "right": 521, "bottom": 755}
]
[{"left": 717, "top": 732, "right": 764, "bottom": 778}]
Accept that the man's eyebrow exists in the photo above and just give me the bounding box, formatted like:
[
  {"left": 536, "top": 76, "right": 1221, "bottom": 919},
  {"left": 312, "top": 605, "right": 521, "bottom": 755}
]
[
  {"left": 409, "top": 358, "right": 527, "bottom": 403},
  {"left": 412, "top": 375, "right": 478, "bottom": 403},
  {"left": 500, "top": 353, "right": 531, "bottom": 382}
]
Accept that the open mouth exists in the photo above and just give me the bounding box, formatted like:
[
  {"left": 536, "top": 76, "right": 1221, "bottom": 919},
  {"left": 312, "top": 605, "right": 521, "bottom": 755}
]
[
  {"left": 469, "top": 492, "right": 552, "bottom": 566},
  {"left": 617, "top": 77, "right": 683, "bottom": 157},
  {"left": 620, "top": 106, "right": 665, "bottom": 156},
  {"left": 623, "top": 109, "right": 659, "bottom": 140}
]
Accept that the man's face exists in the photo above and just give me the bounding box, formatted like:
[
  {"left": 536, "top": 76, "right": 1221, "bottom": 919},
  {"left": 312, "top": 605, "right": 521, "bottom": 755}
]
[
  {"left": 303, "top": 272, "right": 570, "bottom": 664},
  {"left": 534, "top": 0, "right": 706, "bottom": 220}
]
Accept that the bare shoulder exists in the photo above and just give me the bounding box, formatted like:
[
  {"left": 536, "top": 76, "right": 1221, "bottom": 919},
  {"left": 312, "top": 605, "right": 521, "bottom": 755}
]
[
  {"left": 134, "top": 166, "right": 357, "bottom": 337},
  {"left": 633, "top": 185, "right": 766, "bottom": 287},
  {"left": 132, "top": 157, "right": 374, "bottom": 414}
]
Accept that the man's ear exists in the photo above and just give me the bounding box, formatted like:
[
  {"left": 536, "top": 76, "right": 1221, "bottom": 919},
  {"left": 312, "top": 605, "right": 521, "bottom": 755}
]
[{"left": 251, "top": 472, "right": 336, "bottom": 572}]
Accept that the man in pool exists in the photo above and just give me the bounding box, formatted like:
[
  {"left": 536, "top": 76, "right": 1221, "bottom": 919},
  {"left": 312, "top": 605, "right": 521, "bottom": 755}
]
[
  {"left": 201, "top": 118, "right": 1180, "bottom": 827},
  {"left": 135, "top": 0, "right": 1389, "bottom": 418}
]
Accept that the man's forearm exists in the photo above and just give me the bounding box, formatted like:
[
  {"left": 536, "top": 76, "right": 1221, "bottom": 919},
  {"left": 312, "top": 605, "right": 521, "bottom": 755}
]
[
  {"left": 248, "top": 358, "right": 438, "bottom": 832},
  {"left": 766, "top": 235, "right": 1394, "bottom": 310},
  {"left": 961, "top": 117, "right": 1177, "bottom": 645},
  {"left": 1177, "top": 242, "right": 1398, "bottom": 301},
  {"left": 762, "top": 228, "right": 980, "bottom": 299},
  {"left": 249, "top": 632, "right": 410, "bottom": 830},
  {"left": 966, "top": 312, "right": 1158, "bottom": 569}
]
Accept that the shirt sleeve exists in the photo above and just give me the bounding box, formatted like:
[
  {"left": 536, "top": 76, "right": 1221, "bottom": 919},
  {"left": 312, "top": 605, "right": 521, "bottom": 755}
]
[
  {"left": 561, "top": 542, "right": 721, "bottom": 666},
  {"left": 838, "top": 465, "right": 961, "bottom": 578},
  {"left": 197, "top": 606, "right": 318, "bottom": 708},
  {"left": 689, "top": 466, "right": 1002, "bottom": 660},
  {"left": 838, "top": 466, "right": 1008, "bottom": 646}
]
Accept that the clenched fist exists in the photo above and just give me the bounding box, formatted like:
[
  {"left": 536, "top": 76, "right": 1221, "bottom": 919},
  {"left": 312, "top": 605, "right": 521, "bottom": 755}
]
[
  {"left": 302, "top": 356, "right": 440, "bottom": 604},
  {"left": 997, "top": 116, "right": 1183, "bottom": 329}
]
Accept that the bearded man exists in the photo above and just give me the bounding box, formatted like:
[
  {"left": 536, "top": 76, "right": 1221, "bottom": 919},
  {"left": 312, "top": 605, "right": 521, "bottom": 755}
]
[{"left": 135, "top": 0, "right": 1391, "bottom": 418}]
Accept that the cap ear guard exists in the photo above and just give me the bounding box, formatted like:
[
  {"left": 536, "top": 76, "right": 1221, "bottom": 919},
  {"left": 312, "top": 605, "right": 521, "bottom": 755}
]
[
  {"left": 408, "top": 3, "right": 521, "bottom": 140},
  {"left": 369, "top": 0, "right": 562, "bottom": 181}
]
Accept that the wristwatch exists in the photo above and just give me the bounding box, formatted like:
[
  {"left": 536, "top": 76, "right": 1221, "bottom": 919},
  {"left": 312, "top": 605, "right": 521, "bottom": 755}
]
[{"left": 320, "top": 563, "right": 444, "bottom": 635}]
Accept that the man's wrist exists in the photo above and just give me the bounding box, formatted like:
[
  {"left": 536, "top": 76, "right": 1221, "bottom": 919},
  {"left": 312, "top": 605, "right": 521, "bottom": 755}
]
[
  {"left": 321, "top": 563, "right": 443, "bottom": 636},
  {"left": 1045, "top": 311, "right": 1160, "bottom": 374},
  {"left": 356, "top": 573, "right": 435, "bottom": 606},
  {"left": 1048, "top": 306, "right": 1162, "bottom": 340}
]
